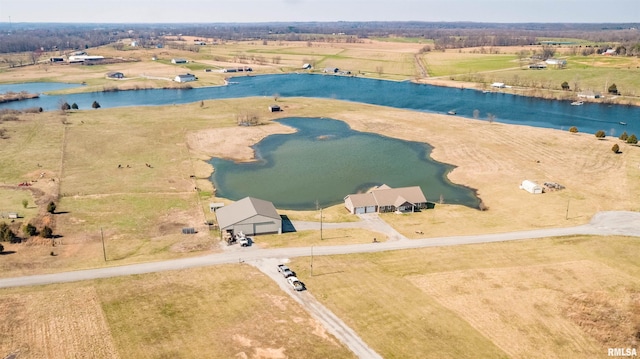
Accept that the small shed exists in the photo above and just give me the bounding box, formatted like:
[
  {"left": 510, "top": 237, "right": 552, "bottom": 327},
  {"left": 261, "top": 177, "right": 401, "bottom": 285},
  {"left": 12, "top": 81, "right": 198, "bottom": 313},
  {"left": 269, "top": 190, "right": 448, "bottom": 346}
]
[
  {"left": 520, "top": 180, "right": 543, "bottom": 194},
  {"left": 171, "top": 58, "right": 187, "bottom": 64},
  {"left": 269, "top": 105, "right": 281, "bottom": 112},
  {"left": 302, "top": 63, "right": 312, "bottom": 69},
  {"left": 491, "top": 82, "right": 506, "bottom": 88}
]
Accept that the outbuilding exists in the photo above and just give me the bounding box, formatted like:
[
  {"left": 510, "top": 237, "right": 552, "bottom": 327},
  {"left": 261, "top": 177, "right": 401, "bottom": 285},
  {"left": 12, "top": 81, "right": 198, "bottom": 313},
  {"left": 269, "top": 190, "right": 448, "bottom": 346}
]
[
  {"left": 520, "top": 180, "right": 543, "bottom": 194},
  {"left": 174, "top": 73, "right": 197, "bottom": 82},
  {"left": 215, "top": 197, "right": 282, "bottom": 236},
  {"left": 269, "top": 105, "right": 281, "bottom": 112}
]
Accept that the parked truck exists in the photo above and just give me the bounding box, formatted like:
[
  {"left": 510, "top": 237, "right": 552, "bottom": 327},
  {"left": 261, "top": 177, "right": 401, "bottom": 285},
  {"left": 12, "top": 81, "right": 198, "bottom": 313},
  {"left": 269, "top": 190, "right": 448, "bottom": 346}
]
[
  {"left": 277, "top": 264, "right": 295, "bottom": 278},
  {"left": 287, "top": 276, "right": 305, "bottom": 291}
]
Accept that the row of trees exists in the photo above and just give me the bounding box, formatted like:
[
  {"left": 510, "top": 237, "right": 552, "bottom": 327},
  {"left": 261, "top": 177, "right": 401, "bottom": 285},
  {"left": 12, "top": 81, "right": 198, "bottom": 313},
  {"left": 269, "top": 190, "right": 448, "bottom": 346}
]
[
  {"left": 0, "top": 201, "right": 58, "bottom": 252},
  {"left": 2, "top": 22, "right": 639, "bottom": 54}
]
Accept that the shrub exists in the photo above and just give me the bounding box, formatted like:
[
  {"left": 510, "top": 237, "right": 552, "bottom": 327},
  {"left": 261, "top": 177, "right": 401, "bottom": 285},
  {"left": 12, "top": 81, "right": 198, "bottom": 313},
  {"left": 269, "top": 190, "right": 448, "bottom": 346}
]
[
  {"left": 0, "top": 223, "right": 15, "bottom": 242},
  {"left": 561, "top": 81, "right": 570, "bottom": 90},
  {"left": 619, "top": 131, "right": 628, "bottom": 141},
  {"left": 569, "top": 126, "right": 578, "bottom": 133},
  {"left": 22, "top": 199, "right": 28, "bottom": 208},
  {"left": 71, "top": 103, "right": 78, "bottom": 110},
  {"left": 47, "top": 201, "right": 57, "bottom": 214},
  {"left": 627, "top": 134, "right": 638, "bottom": 144},
  {"left": 595, "top": 130, "right": 606, "bottom": 139},
  {"left": 61, "top": 102, "right": 71, "bottom": 111},
  {"left": 0, "top": 243, "right": 3, "bottom": 253},
  {"left": 41, "top": 226, "right": 53, "bottom": 239},
  {"left": 92, "top": 101, "right": 101, "bottom": 109},
  {"left": 608, "top": 83, "right": 618, "bottom": 95},
  {"left": 23, "top": 223, "right": 37, "bottom": 237},
  {"left": 612, "top": 143, "right": 620, "bottom": 153}
]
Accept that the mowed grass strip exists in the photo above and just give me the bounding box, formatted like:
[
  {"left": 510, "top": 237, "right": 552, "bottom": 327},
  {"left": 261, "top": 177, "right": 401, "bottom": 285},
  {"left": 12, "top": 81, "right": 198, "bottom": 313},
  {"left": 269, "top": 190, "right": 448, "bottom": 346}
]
[{"left": 288, "top": 235, "right": 640, "bottom": 359}]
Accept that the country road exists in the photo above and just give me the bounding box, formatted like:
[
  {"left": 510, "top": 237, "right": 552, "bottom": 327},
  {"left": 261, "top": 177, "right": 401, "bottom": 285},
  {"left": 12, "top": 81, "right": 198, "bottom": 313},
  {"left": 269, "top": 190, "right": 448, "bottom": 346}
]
[
  {"left": 1, "top": 211, "right": 638, "bottom": 359},
  {"left": 1, "top": 211, "right": 638, "bottom": 289}
]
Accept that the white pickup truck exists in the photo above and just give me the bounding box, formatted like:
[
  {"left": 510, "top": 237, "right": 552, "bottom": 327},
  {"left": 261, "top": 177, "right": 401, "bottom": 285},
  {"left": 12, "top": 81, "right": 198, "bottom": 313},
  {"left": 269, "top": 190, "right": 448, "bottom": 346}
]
[
  {"left": 287, "top": 276, "right": 305, "bottom": 291},
  {"left": 277, "top": 264, "right": 294, "bottom": 278}
]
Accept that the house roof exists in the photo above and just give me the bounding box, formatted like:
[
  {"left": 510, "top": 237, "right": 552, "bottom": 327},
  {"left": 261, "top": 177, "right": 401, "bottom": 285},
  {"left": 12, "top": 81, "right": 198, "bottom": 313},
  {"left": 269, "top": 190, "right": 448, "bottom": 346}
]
[
  {"left": 215, "top": 197, "right": 280, "bottom": 229},
  {"left": 371, "top": 186, "right": 427, "bottom": 207},
  {"left": 346, "top": 192, "right": 376, "bottom": 208},
  {"left": 345, "top": 185, "right": 427, "bottom": 208}
]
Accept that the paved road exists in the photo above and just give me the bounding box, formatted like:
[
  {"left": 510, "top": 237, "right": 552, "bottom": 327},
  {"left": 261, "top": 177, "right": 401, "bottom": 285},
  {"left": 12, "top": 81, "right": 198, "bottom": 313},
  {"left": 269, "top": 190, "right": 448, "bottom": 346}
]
[{"left": 1, "top": 211, "right": 639, "bottom": 289}]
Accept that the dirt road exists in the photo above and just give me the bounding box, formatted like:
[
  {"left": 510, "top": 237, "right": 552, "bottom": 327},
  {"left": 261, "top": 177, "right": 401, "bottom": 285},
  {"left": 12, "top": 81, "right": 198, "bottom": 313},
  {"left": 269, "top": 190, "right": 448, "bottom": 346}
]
[{"left": 252, "top": 258, "right": 383, "bottom": 359}]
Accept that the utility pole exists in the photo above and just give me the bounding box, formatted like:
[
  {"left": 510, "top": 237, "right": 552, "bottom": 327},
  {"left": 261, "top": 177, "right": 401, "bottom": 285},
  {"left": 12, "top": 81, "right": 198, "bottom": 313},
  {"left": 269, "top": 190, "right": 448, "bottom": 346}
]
[
  {"left": 320, "top": 207, "right": 323, "bottom": 240},
  {"left": 101, "top": 227, "right": 107, "bottom": 262},
  {"left": 565, "top": 199, "right": 570, "bottom": 220},
  {"left": 310, "top": 245, "right": 314, "bottom": 276}
]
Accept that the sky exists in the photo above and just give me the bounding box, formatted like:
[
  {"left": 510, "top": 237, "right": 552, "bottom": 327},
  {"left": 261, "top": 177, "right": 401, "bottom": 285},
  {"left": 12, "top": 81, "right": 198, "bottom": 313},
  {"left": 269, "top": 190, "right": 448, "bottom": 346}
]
[{"left": 1, "top": 0, "right": 639, "bottom": 24}]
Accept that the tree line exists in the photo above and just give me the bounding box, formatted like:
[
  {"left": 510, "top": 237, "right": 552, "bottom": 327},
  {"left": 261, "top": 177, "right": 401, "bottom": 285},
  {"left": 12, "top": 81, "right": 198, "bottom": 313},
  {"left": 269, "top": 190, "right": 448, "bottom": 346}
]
[{"left": 1, "top": 22, "right": 639, "bottom": 55}]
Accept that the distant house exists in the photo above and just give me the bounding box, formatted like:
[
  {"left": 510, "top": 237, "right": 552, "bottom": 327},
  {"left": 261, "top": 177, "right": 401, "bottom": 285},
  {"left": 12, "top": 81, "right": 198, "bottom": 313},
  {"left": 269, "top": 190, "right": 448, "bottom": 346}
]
[
  {"left": 49, "top": 57, "right": 64, "bottom": 63},
  {"left": 602, "top": 48, "right": 617, "bottom": 56},
  {"left": 106, "top": 72, "right": 124, "bottom": 79},
  {"left": 269, "top": 105, "right": 281, "bottom": 112},
  {"left": 68, "top": 55, "right": 105, "bottom": 63},
  {"left": 174, "top": 73, "right": 197, "bottom": 82},
  {"left": 578, "top": 90, "right": 602, "bottom": 99},
  {"left": 171, "top": 58, "right": 187, "bottom": 64},
  {"left": 130, "top": 41, "right": 138, "bottom": 47},
  {"left": 545, "top": 58, "right": 567, "bottom": 67},
  {"left": 302, "top": 63, "right": 312, "bottom": 69},
  {"left": 215, "top": 197, "right": 282, "bottom": 236},
  {"left": 344, "top": 185, "right": 428, "bottom": 214},
  {"left": 222, "top": 67, "right": 252, "bottom": 73},
  {"left": 491, "top": 82, "right": 506, "bottom": 88}
]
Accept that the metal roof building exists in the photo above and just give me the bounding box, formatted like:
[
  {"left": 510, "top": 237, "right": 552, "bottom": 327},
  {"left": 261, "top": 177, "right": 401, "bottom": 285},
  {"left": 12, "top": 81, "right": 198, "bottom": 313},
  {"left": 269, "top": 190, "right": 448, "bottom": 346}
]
[{"left": 215, "top": 197, "right": 282, "bottom": 236}]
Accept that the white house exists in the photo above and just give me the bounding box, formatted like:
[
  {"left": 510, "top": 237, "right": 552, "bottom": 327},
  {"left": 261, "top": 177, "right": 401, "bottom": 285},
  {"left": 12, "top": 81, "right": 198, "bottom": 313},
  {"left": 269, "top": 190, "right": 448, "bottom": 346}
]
[
  {"left": 491, "top": 82, "right": 506, "bottom": 88},
  {"left": 520, "top": 180, "right": 543, "bottom": 194},
  {"left": 344, "top": 185, "right": 428, "bottom": 214},
  {"left": 174, "top": 73, "right": 197, "bottom": 82}
]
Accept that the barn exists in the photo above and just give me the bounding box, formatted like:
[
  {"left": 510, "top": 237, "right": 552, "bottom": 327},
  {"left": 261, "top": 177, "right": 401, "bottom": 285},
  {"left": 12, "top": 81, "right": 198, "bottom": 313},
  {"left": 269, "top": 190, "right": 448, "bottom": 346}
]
[
  {"left": 520, "top": 180, "right": 543, "bottom": 194},
  {"left": 215, "top": 197, "right": 282, "bottom": 236}
]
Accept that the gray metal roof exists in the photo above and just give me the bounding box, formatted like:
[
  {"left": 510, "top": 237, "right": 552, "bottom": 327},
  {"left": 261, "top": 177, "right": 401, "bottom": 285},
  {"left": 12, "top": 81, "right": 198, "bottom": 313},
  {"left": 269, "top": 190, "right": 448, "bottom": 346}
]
[{"left": 215, "top": 197, "right": 280, "bottom": 229}]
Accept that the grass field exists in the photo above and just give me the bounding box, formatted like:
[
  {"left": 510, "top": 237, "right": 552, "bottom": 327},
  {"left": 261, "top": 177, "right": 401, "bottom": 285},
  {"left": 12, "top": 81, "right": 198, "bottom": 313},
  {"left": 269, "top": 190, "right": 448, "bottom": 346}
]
[
  {"left": 288, "top": 235, "right": 640, "bottom": 358},
  {"left": 0, "top": 265, "right": 355, "bottom": 359}
]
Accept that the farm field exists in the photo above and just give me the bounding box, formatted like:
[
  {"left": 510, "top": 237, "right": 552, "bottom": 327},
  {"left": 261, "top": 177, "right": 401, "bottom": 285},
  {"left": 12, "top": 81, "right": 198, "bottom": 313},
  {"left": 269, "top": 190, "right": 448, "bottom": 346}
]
[
  {"left": 0, "top": 265, "right": 354, "bottom": 359},
  {"left": 287, "top": 235, "right": 640, "bottom": 359}
]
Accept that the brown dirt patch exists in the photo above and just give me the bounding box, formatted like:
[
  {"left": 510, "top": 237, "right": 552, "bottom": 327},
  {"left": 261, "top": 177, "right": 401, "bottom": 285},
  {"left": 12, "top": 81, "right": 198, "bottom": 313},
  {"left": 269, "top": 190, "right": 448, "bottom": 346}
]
[
  {"left": 186, "top": 122, "right": 296, "bottom": 162},
  {"left": 0, "top": 286, "right": 118, "bottom": 359}
]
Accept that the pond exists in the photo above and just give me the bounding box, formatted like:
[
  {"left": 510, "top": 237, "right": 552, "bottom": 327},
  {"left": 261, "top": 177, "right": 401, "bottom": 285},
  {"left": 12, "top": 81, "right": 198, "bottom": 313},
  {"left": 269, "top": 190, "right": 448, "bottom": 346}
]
[{"left": 210, "top": 117, "right": 479, "bottom": 210}]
